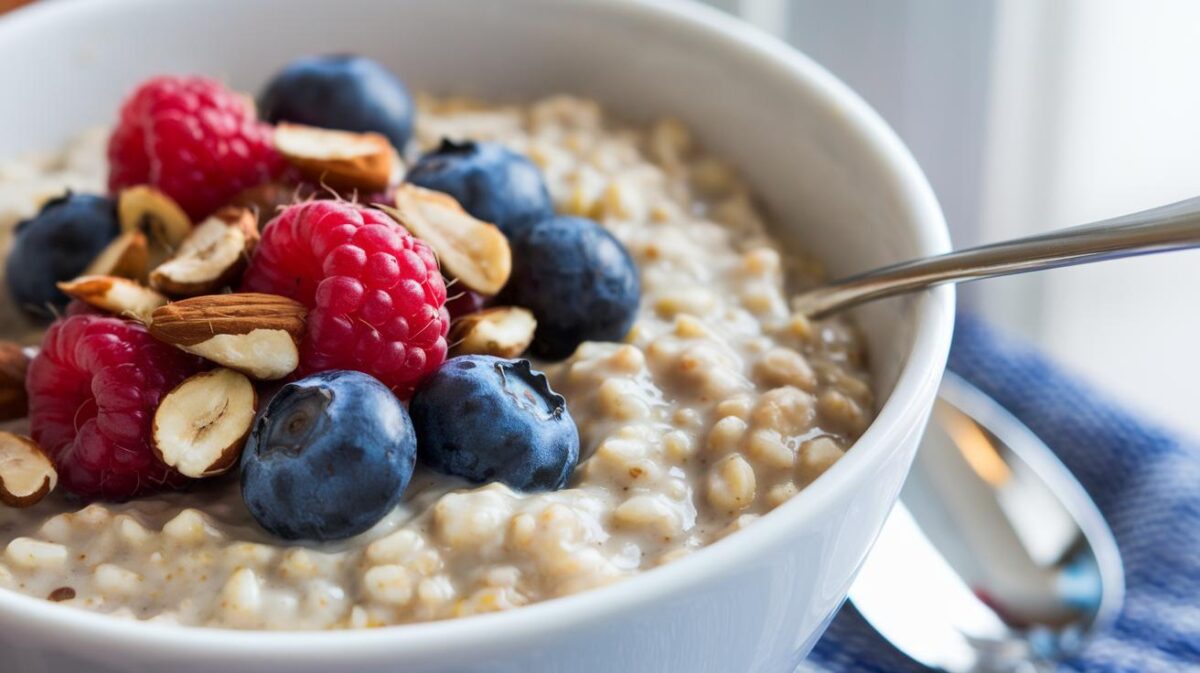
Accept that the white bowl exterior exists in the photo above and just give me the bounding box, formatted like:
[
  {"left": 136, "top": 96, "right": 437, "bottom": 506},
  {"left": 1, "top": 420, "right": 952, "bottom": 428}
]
[{"left": 0, "top": 1, "right": 954, "bottom": 671}]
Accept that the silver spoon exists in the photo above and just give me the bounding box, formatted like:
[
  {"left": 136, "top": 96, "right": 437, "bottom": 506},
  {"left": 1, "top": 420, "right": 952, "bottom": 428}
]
[
  {"left": 793, "top": 195, "right": 1200, "bottom": 318},
  {"left": 849, "top": 373, "right": 1124, "bottom": 673}
]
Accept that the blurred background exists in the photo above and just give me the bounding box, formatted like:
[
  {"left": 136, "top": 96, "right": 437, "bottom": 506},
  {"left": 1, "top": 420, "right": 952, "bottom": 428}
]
[{"left": 704, "top": 0, "right": 1200, "bottom": 438}]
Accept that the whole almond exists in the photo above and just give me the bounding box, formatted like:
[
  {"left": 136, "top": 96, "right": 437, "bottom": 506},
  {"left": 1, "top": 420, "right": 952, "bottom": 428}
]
[
  {"left": 450, "top": 306, "right": 536, "bottom": 359},
  {"left": 118, "top": 185, "right": 192, "bottom": 267},
  {"left": 84, "top": 230, "right": 150, "bottom": 281},
  {"left": 149, "top": 293, "right": 307, "bottom": 380},
  {"left": 57, "top": 275, "right": 168, "bottom": 322}
]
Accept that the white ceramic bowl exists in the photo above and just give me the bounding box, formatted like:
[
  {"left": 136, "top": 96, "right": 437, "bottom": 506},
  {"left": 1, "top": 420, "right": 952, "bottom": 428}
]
[{"left": 0, "top": 0, "right": 954, "bottom": 670}]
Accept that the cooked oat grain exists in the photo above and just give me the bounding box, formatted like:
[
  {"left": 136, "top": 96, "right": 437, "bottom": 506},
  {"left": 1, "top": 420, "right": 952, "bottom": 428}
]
[{"left": 0, "top": 95, "right": 871, "bottom": 629}]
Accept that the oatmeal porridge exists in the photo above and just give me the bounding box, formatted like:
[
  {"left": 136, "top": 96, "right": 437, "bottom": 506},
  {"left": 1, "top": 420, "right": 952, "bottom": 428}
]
[{"left": 0, "top": 84, "right": 871, "bottom": 628}]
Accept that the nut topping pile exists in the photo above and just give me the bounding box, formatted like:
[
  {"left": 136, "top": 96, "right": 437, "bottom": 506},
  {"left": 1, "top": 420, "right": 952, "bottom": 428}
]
[{"left": 1, "top": 57, "right": 642, "bottom": 544}]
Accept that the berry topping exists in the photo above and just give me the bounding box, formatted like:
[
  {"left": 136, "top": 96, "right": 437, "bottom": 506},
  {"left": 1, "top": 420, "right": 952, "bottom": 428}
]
[
  {"left": 107, "top": 75, "right": 285, "bottom": 221},
  {"left": 240, "top": 370, "right": 417, "bottom": 541},
  {"left": 26, "top": 315, "right": 204, "bottom": 500},
  {"left": 241, "top": 201, "right": 449, "bottom": 397},
  {"left": 502, "top": 216, "right": 640, "bottom": 360},
  {"left": 5, "top": 192, "right": 119, "bottom": 321},
  {"left": 449, "top": 306, "right": 536, "bottom": 359},
  {"left": 410, "top": 356, "right": 579, "bottom": 491},
  {"left": 406, "top": 139, "right": 554, "bottom": 238},
  {"left": 259, "top": 55, "right": 416, "bottom": 151}
]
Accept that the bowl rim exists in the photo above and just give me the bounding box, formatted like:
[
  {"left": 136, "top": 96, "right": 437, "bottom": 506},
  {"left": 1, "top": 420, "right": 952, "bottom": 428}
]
[{"left": 0, "top": 0, "right": 955, "bottom": 658}]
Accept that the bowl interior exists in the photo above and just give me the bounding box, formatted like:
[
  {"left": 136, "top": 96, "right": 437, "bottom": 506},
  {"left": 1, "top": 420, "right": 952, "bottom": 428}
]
[{"left": 0, "top": 0, "right": 953, "bottom": 654}]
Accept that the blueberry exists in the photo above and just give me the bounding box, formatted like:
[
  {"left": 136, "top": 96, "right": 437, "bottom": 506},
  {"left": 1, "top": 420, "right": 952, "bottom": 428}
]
[
  {"left": 502, "top": 216, "right": 640, "bottom": 360},
  {"left": 410, "top": 356, "right": 579, "bottom": 491},
  {"left": 5, "top": 191, "right": 118, "bottom": 321},
  {"left": 259, "top": 54, "right": 416, "bottom": 150},
  {"left": 406, "top": 139, "right": 554, "bottom": 238},
  {"left": 240, "top": 370, "right": 416, "bottom": 541}
]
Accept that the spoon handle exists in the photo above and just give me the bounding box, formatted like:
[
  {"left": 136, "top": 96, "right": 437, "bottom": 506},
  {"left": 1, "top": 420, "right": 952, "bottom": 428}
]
[{"left": 793, "top": 195, "right": 1200, "bottom": 318}]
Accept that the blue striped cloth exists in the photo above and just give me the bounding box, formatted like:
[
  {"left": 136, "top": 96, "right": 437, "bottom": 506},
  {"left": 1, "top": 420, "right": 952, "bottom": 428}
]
[{"left": 806, "top": 313, "right": 1200, "bottom": 672}]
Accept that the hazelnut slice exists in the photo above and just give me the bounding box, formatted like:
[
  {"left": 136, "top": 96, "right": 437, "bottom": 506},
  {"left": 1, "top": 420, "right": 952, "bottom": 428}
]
[
  {"left": 84, "top": 230, "right": 150, "bottom": 280},
  {"left": 149, "top": 207, "right": 259, "bottom": 296},
  {"left": 0, "top": 432, "right": 57, "bottom": 507},
  {"left": 0, "top": 342, "right": 29, "bottom": 422},
  {"left": 381, "top": 184, "right": 512, "bottom": 295},
  {"left": 450, "top": 306, "right": 537, "bottom": 358},
  {"left": 57, "top": 276, "right": 169, "bottom": 322},
  {"left": 118, "top": 186, "right": 193, "bottom": 267},
  {"left": 274, "top": 123, "right": 402, "bottom": 193},
  {"left": 148, "top": 293, "right": 307, "bottom": 380},
  {"left": 153, "top": 368, "right": 257, "bottom": 478}
]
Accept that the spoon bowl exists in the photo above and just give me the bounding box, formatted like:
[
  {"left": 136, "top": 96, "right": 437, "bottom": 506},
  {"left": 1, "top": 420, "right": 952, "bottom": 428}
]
[{"left": 849, "top": 373, "right": 1124, "bottom": 672}]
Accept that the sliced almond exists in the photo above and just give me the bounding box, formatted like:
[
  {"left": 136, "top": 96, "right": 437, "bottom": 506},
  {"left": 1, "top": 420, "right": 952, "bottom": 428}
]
[
  {"left": 84, "top": 231, "right": 150, "bottom": 280},
  {"left": 153, "top": 368, "right": 257, "bottom": 478},
  {"left": 148, "top": 293, "right": 307, "bottom": 380},
  {"left": 57, "top": 276, "right": 168, "bottom": 322},
  {"left": 118, "top": 186, "right": 192, "bottom": 267},
  {"left": 149, "top": 207, "right": 258, "bottom": 296},
  {"left": 0, "top": 432, "right": 56, "bottom": 507},
  {"left": 381, "top": 184, "right": 512, "bottom": 294},
  {"left": 450, "top": 306, "right": 536, "bottom": 358},
  {"left": 275, "top": 123, "right": 402, "bottom": 194},
  {"left": 0, "top": 343, "right": 29, "bottom": 421}
]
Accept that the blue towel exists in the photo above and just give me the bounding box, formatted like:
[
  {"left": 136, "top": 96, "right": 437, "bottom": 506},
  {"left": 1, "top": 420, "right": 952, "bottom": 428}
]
[{"left": 805, "top": 313, "right": 1200, "bottom": 672}]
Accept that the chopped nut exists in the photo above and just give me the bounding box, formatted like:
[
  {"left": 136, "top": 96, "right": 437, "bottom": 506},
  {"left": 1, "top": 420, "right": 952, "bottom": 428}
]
[
  {"left": 153, "top": 368, "right": 257, "bottom": 477},
  {"left": 84, "top": 230, "right": 150, "bottom": 280},
  {"left": 56, "top": 275, "right": 168, "bottom": 322},
  {"left": 117, "top": 186, "right": 192, "bottom": 267},
  {"left": 274, "top": 123, "right": 401, "bottom": 193},
  {"left": 0, "top": 432, "right": 56, "bottom": 507},
  {"left": 147, "top": 293, "right": 307, "bottom": 380},
  {"left": 150, "top": 207, "right": 258, "bottom": 296},
  {"left": 0, "top": 342, "right": 29, "bottom": 421},
  {"left": 450, "top": 306, "right": 536, "bottom": 358},
  {"left": 230, "top": 181, "right": 300, "bottom": 227},
  {"left": 381, "top": 184, "right": 512, "bottom": 294}
]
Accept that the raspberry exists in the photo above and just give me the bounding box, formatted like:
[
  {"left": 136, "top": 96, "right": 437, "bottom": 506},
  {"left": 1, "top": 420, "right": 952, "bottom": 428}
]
[
  {"left": 107, "top": 76, "right": 285, "bottom": 221},
  {"left": 27, "top": 316, "right": 204, "bottom": 500},
  {"left": 242, "top": 201, "right": 449, "bottom": 398}
]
